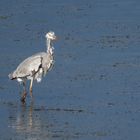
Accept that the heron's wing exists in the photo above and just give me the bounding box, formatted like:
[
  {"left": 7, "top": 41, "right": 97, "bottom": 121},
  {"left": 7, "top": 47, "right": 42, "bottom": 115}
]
[{"left": 14, "top": 55, "right": 42, "bottom": 78}]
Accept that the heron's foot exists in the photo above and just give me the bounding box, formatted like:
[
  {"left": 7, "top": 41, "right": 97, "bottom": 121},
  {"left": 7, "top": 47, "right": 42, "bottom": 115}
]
[{"left": 20, "top": 92, "right": 27, "bottom": 103}]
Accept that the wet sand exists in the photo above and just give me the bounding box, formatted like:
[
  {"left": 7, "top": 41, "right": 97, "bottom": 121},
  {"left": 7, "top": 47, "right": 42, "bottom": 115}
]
[{"left": 0, "top": 0, "right": 140, "bottom": 139}]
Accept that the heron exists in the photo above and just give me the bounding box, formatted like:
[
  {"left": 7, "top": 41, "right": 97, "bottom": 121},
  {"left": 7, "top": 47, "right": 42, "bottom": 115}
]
[{"left": 8, "top": 31, "right": 57, "bottom": 102}]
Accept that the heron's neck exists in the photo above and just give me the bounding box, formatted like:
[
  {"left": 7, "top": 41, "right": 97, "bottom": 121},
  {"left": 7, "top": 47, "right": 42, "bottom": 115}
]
[{"left": 46, "top": 38, "right": 54, "bottom": 55}]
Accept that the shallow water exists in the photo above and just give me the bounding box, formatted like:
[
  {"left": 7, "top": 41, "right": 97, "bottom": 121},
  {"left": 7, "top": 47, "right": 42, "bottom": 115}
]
[{"left": 0, "top": 0, "right": 140, "bottom": 139}]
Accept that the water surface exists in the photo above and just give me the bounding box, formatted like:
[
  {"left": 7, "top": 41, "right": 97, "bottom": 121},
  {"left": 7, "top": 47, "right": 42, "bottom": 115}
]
[{"left": 0, "top": 0, "right": 140, "bottom": 139}]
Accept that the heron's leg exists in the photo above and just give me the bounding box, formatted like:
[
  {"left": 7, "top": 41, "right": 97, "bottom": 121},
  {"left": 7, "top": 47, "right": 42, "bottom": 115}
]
[
  {"left": 29, "top": 78, "right": 33, "bottom": 98},
  {"left": 23, "top": 81, "right": 26, "bottom": 92},
  {"left": 21, "top": 80, "right": 27, "bottom": 103}
]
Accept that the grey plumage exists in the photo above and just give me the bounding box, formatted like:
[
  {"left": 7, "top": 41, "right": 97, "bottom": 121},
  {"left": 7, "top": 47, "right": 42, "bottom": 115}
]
[
  {"left": 8, "top": 31, "right": 57, "bottom": 101},
  {"left": 10, "top": 52, "right": 54, "bottom": 81}
]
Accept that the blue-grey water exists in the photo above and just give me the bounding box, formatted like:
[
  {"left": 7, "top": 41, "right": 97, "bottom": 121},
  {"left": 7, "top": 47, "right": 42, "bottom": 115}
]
[{"left": 0, "top": 0, "right": 140, "bottom": 139}]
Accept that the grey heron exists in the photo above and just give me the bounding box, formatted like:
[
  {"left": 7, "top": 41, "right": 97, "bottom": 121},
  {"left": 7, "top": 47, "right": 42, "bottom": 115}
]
[{"left": 8, "top": 31, "right": 57, "bottom": 102}]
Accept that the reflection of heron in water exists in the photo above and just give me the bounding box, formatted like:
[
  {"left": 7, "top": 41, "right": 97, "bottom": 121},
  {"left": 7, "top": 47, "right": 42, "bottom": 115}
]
[
  {"left": 8, "top": 31, "right": 57, "bottom": 102},
  {"left": 9, "top": 102, "right": 42, "bottom": 133},
  {"left": 8, "top": 102, "right": 53, "bottom": 140}
]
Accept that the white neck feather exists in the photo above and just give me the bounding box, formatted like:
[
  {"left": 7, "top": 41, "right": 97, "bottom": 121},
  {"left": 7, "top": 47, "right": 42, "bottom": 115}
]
[{"left": 46, "top": 38, "right": 54, "bottom": 55}]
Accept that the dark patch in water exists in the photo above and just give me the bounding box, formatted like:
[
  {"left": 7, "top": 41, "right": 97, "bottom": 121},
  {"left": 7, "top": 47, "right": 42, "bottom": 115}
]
[
  {"left": 107, "top": 102, "right": 115, "bottom": 107},
  {"left": 34, "top": 107, "right": 84, "bottom": 113},
  {"left": 0, "top": 14, "right": 12, "bottom": 20}
]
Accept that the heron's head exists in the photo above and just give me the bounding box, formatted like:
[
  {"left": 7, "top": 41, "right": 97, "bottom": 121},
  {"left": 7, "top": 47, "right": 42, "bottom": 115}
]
[{"left": 45, "top": 31, "right": 57, "bottom": 40}]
